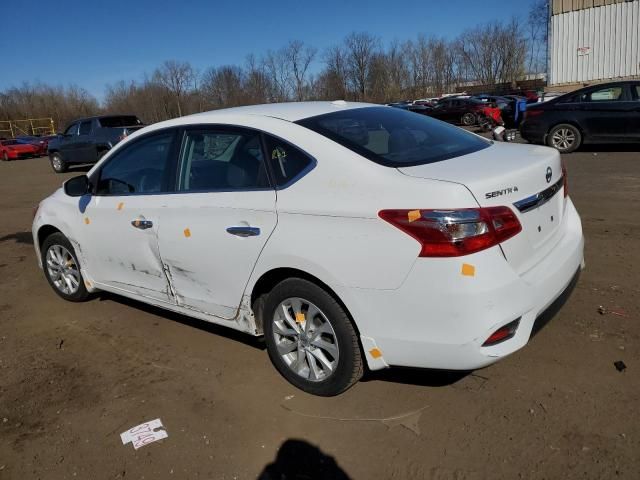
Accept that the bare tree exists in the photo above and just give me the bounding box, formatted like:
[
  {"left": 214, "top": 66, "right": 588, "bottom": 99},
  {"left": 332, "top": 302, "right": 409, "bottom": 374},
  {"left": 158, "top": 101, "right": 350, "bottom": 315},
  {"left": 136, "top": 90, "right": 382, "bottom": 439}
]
[
  {"left": 321, "top": 45, "right": 349, "bottom": 100},
  {"left": 526, "top": 0, "right": 549, "bottom": 74},
  {"left": 343, "top": 32, "right": 380, "bottom": 100},
  {"left": 154, "top": 60, "right": 194, "bottom": 117},
  {"left": 284, "top": 40, "right": 317, "bottom": 101},
  {"left": 201, "top": 65, "right": 246, "bottom": 108}
]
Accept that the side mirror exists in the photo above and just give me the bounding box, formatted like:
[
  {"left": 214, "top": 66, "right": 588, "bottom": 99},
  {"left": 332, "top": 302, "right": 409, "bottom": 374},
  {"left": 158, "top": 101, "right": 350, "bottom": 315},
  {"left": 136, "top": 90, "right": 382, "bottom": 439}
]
[{"left": 64, "top": 175, "right": 91, "bottom": 197}]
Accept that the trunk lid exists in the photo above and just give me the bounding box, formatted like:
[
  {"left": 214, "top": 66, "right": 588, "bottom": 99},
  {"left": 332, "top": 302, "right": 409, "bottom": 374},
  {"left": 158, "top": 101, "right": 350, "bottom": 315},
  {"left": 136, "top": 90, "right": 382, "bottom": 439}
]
[{"left": 398, "top": 142, "right": 566, "bottom": 275}]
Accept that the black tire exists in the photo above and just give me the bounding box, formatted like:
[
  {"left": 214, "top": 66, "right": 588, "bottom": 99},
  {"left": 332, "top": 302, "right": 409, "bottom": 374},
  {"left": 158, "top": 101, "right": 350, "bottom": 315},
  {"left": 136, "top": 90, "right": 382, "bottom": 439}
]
[
  {"left": 41, "top": 232, "right": 90, "bottom": 302},
  {"left": 461, "top": 112, "right": 476, "bottom": 126},
  {"left": 547, "top": 124, "right": 582, "bottom": 153},
  {"left": 263, "top": 278, "right": 363, "bottom": 396},
  {"left": 50, "top": 153, "right": 68, "bottom": 173},
  {"left": 2, "top": 151, "right": 9, "bottom": 161}
]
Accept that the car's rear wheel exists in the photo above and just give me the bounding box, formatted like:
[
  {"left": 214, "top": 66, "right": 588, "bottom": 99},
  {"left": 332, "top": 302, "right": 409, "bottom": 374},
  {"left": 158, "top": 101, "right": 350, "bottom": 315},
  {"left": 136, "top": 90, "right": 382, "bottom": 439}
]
[
  {"left": 2, "top": 152, "right": 9, "bottom": 161},
  {"left": 50, "top": 153, "right": 68, "bottom": 173},
  {"left": 461, "top": 112, "right": 476, "bottom": 126},
  {"left": 547, "top": 124, "right": 581, "bottom": 153},
  {"left": 263, "top": 278, "right": 363, "bottom": 396},
  {"left": 41, "top": 232, "right": 90, "bottom": 302}
]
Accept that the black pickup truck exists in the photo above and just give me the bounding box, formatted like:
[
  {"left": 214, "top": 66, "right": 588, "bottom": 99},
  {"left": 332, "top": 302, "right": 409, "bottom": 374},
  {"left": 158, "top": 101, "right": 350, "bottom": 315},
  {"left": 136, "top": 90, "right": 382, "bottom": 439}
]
[{"left": 47, "top": 115, "right": 144, "bottom": 173}]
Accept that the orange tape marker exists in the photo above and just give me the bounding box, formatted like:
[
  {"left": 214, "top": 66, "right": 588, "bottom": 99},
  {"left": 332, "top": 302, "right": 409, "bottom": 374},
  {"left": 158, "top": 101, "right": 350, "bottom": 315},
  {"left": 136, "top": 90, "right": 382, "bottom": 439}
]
[
  {"left": 183, "top": 228, "right": 191, "bottom": 238},
  {"left": 369, "top": 348, "right": 383, "bottom": 359},
  {"left": 117, "top": 202, "right": 124, "bottom": 211},
  {"left": 407, "top": 210, "right": 421, "bottom": 222},
  {"left": 461, "top": 263, "right": 476, "bottom": 277},
  {"left": 84, "top": 217, "right": 91, "bottom": 225},
  {"left": 295, "top": 313, "right": 305, "bottom": 324}
]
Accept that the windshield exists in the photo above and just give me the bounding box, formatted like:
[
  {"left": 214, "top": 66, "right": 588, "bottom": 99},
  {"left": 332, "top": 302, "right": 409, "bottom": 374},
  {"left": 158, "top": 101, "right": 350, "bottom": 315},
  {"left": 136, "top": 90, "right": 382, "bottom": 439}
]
[
  {"left": 296, "top": 106, "right": 490, "bottom": 167},
  {"left": 99, "top": 116, "right": 142, "bottom": 127}
]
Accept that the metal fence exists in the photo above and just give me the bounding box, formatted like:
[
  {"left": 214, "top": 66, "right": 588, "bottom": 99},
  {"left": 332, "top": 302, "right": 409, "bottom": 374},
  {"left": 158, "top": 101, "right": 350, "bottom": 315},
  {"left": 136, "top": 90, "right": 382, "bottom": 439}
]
[{"left": 0, "top": 118, "right": 56, "bottom": 138}]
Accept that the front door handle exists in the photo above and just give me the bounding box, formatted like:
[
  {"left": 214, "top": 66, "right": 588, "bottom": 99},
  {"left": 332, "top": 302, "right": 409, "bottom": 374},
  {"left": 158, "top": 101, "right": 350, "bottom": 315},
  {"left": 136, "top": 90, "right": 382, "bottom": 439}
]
[
  {"left": 131, "top": 218, "right": 153, "bottom": 230},
  {"left": 226, "top": 226, "right": 260, "bottom": 237}
]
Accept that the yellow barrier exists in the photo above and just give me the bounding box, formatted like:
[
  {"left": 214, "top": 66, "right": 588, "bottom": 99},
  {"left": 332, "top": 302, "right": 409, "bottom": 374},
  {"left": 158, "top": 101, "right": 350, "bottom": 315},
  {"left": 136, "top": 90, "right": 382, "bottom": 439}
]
[{"left": 0, "top": 118, "right": 55, "bottom": 138}]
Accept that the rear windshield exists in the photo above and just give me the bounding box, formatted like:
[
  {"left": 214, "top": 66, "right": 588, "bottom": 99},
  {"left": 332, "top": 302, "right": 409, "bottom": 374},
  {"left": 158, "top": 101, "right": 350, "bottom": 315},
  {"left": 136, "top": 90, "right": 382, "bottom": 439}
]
[
  {"left": 296, "top": 106, "right": 490, "bottom": 167},
  {"left": 99, "top": 116, "right": 142, "bottom": 128}
]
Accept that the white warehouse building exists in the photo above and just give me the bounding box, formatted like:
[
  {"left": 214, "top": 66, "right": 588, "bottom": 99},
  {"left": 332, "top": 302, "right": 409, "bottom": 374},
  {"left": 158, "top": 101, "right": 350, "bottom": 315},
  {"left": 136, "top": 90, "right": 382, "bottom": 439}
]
[{"left": 549, "top": 0, "right": 640, "bottom": 88}]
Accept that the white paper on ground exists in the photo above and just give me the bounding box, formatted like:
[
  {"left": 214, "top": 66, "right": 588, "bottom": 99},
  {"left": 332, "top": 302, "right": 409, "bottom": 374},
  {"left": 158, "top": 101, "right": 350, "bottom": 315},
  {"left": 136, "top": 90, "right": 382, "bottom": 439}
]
[
  {"left": 120, "top": 418, "right": 168, "bottom": 450},
  {"left": 493, "top": 126, "right": 506, "bottom": 135}
]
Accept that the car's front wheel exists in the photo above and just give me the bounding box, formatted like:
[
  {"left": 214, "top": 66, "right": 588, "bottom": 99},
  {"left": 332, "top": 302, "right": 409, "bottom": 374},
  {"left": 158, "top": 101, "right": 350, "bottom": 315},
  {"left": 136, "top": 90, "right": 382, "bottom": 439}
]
[
  {"left": 547, "top": 124, "right": 582, "bottom": 153},
  {"left": 263, "top": 278, "right": 363, "bottom": 396},
  {"left": 50, "top": 153, "right": 68, "bottom": 173},
  {"left": 41, "top": 232, "right": 90, "bottom": 302},
  {"left": 2, "top": 151, "right": 9, "bottom": 161}
]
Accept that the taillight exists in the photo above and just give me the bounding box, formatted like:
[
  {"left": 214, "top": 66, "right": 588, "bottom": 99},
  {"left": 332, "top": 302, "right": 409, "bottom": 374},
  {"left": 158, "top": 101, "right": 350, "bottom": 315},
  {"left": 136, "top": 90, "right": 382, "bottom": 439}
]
[
  {"left": 561, "top": 160, "right": 568, "bottom": 197},
  {"left": 378, "top": 207, "right": 522, "bottom": 257},
  {"left": 524, "top": 109, "right": 544, "bottom": 119}
]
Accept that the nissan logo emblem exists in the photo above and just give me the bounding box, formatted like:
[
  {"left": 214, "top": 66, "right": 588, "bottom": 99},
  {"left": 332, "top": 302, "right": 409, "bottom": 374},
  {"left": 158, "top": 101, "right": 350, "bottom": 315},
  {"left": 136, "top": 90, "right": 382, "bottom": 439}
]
[{"left": 546, "top": 166, "right": 552, "bottom": 183}]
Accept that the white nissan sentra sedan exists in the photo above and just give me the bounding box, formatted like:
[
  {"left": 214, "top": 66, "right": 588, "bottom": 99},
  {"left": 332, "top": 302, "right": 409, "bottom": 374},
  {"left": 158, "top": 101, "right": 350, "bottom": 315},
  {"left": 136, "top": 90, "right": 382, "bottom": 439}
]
[{"left": 32, "top": 101, "right": 584, "bottom": 396}]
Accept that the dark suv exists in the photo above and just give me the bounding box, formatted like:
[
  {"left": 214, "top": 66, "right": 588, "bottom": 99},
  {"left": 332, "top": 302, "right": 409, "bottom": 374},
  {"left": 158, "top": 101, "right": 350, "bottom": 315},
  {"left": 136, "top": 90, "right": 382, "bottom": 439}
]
[
  {"left": 520, "top": 81, "right": 640, "bottom": 153},
  {"left": 48, "top": 115, "right": 144, "bottom": 172}
]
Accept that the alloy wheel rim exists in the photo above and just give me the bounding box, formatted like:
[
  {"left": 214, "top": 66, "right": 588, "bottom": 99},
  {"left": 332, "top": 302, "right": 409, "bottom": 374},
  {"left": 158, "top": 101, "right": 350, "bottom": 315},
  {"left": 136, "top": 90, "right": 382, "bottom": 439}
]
[
  {"left": 53, "top": 157, "right": 62, "bottom": 170},
  {"left": 552, "top": 128, "right": 575, "bottom": 150},
  {"left": 272, "top": 297, "right": 339, "bottom": 382},
  {"left": 46, "top": 245, "right": 80, "bottom": 295}
]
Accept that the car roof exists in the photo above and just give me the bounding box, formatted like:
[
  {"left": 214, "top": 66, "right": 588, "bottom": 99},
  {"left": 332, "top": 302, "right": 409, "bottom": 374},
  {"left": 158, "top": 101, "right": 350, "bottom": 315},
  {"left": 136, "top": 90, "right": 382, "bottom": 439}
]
[{"left": 186, "top": 101, "right": 379, "bottom": 123}]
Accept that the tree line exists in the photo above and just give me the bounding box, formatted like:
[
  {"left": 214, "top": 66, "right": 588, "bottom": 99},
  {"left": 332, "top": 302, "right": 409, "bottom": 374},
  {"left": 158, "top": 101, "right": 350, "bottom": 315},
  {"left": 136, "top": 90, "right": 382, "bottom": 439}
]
[{"left": 0, "top": 3, "right": 547, "bottom": 132}]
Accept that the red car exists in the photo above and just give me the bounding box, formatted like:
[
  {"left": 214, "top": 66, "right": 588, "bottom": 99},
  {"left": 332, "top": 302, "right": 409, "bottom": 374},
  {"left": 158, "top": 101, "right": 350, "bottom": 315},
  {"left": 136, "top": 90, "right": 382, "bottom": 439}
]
[
  {"left": 0, "top": 139, "right": 39, "bottom": 160},
  {"left": 16, "top": 135, "right": 53, "bottom": 156}
]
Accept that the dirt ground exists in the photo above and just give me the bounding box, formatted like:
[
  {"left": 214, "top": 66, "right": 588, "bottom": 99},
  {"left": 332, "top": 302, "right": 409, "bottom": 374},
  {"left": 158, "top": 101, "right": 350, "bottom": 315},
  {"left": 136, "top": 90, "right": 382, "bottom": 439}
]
[{"left": 1, "top": 145, "right": 639, "bottom": 480}]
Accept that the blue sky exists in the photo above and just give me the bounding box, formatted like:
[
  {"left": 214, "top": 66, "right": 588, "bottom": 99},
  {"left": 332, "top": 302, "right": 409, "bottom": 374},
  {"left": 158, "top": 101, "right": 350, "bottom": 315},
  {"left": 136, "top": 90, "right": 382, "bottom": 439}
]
[{"left": 2, "top": 0, "right": 535, "bottom": 100}]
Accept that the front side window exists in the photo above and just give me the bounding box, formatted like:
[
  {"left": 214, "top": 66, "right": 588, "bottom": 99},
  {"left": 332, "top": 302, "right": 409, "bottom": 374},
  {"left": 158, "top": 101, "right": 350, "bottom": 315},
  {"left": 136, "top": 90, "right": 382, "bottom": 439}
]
[
  {"left": 178, "top": 129, "right": 269, "bottom": 191},
  {"left": 263, "top": 134, "right": 313, "bottom": 187},
  {"left": 79, "top": 121, "right": 92, "bottom": 135},
  {"left": 65, "top": 123, "right": 78, "bottom": 136},
  {"left": 96, "top": 131, "right": 174, "bottom": 195},
  {"left": 580, "top": 86, "right": 623, "bottom": 102},
  {"left": 632, "top": 85, "right": 640, "bottom": 101},
  {"left": 297, "top": 106, "right": 490, "bottom": 167}
]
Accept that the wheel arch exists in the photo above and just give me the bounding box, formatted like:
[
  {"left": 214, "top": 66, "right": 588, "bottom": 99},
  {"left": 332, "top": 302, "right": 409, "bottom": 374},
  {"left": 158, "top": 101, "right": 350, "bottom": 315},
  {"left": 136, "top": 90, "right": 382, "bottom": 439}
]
[
  {"left": 250, "top": 267, "right": 361, "bottom": 338},
  {"left": 37, "top": 224, "right": 63, "bottom": 249}
]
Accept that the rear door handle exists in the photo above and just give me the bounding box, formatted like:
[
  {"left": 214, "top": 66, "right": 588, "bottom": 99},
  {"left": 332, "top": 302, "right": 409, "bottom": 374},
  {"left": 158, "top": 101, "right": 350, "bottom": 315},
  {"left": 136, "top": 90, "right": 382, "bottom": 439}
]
[
  {"left": 226, "top": 226, "right": 260, "bottom": 237},
  {"left": 131, "top": 218, "right": 153, "bottom": 230}
]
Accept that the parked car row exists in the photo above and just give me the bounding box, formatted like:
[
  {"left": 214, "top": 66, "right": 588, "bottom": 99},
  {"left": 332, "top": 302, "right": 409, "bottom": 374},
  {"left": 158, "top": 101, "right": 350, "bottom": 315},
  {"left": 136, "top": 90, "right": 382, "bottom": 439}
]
[{"left": 388, "top": 80, "right": 640, "bottom": 153}]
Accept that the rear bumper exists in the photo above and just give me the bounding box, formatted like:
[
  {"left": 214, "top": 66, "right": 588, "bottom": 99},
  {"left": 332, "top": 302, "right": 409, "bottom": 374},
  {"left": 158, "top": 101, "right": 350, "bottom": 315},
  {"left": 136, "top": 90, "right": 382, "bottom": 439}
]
[
  {"left": 344, "top": 198, "right": 584, "bottom": 371},
  {"left": 520, "top": 120, "right": 547, "bottom": 144}
]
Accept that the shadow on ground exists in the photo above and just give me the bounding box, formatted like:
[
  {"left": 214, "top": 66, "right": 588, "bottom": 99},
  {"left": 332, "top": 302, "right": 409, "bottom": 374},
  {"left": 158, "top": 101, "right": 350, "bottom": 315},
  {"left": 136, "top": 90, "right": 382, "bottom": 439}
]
[
  {"left": 97, "top": 291, "right": 266, "bottom": 351},
  {"left": 0, "top": 231, "right": 34, "bottom": 245},
  {"left": 258, "top": 439, "right": 350, "bottom": 480}
]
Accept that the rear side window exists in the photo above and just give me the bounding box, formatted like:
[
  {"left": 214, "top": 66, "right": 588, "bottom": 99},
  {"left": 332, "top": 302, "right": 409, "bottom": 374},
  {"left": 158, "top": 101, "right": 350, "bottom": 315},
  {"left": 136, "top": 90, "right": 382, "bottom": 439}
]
[
  {"left": 65, "top": 123, "right": 78, "bottom": 136},
  {"left": 177, "top": 129, "right": 269, "bottom": 191},
  {"left": 79, "top": 121, "right": 92, "bottom": 135},
  {"left": 632, "top": 85, "right": 640, "bottom": 101},
  {"left": 263, "top": 134, "right": 313, "bottom": 187},
  {"left": 580, "top": 86, "right": 623, "bottom": 102},
  {"left": 99, "top": 116, "right": 142, "bottom": 127},
  {"left": 296, "top": 106, "right": 490, "bottom": 167},
  {"left": 96, "top": 131, "right": 174, "bottom": 195}
]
